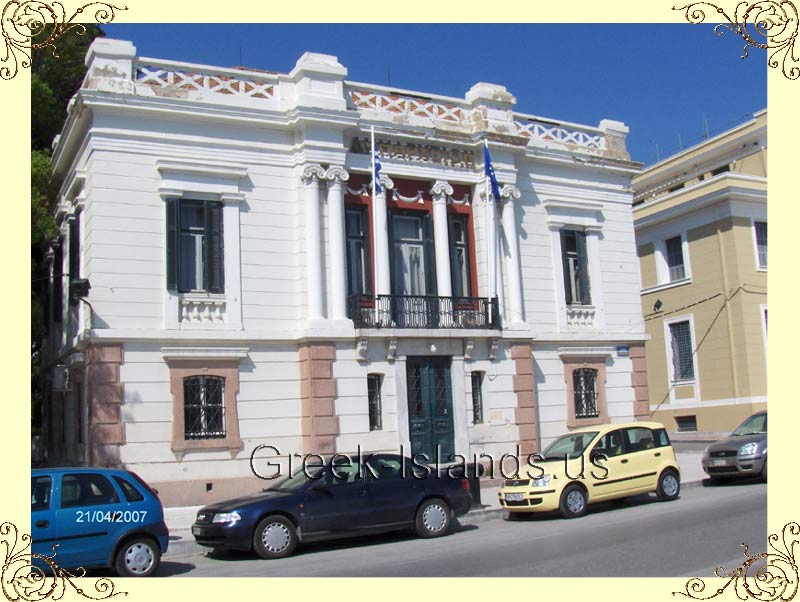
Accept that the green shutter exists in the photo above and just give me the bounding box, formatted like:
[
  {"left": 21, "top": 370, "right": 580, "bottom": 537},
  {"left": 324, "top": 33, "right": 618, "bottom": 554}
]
[
  {"left": 205, "top": 201, "right": 224, "bottom": 294},
  {"left": 576, "top": 231, "right": 591, "bottom": 304},
  {"left": 166, "top": 198, "right": 178, "bottom": 290},
  {"left": 560, "top": 230, "right": 572, "bottom": 305}
]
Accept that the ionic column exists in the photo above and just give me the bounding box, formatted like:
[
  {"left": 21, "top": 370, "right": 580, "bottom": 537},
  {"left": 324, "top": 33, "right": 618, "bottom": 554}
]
[
  {"left": 373, "top": 174, "right": 394, "bottom": 296},
  {"left": 500, "top": 185, "right": 524, "bottom": 324},
  {"left": 302, "top": 164, "right": 326, "bottom": 320},
  {"left": 430, "top": 180, "right": 454, "bottom": 298},
  {"left": 325, "top": 166, "right": 350, "bottom": 320}
]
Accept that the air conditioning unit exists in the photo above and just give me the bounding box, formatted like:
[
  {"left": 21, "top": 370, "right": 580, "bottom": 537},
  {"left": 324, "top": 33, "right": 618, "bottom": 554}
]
[{"left": 52, "top": 365, "right": 70, "bottom": 391}]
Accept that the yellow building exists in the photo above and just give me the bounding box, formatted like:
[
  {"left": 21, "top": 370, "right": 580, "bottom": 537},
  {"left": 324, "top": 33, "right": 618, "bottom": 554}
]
[{"left": 632, "top": 110, "right": 767, "bottom": 436}]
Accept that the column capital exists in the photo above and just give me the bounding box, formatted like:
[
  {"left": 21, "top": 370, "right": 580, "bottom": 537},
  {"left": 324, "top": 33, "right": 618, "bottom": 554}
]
[
  {"left": 500, "top": 184, "right": 522, "bottom": 203},
  {"left": 430, "top": 180, "right": 454, "bottom": 201},
  {"left": 325, "top": 165, "right": 350, "bottom": 184},
  {"left": 378, "top": 173, "right": 395, "bottom": 192},
  {"left": 302, "top": 164, "right": 326, "bottom": 186}
]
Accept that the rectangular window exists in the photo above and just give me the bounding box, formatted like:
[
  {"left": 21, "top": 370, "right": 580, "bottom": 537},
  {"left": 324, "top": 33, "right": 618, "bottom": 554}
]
[
  {"left": 345, "top": 206, "right": 372, "bottom": 296},
  {"left": 166, "top": 199, "right": 224, "bottom": 294},
  {"left": 367, "top": 374, "right": 382, "bottom": 431},
  {"left": 391, "top": 213, "right": 436, "bottom": 296},
  {"left": 448, "top": 215, "right": 472, "bottom": 297},
  {"left": 675, "top": 415, "right": 698, "bottom": 432},
  {"left": 573, "top": 368, "right": 599, "bottom": 419},
  {"left": 184, "top": 375, "right": 226, "bottom": 439},
  {"left": 755, "top": 221, "right": 767, "bottom": 269},
  {"left": 560, "top": 229, "right": 590, "bottom": 305},
  {"left": 470, "top": 371, "right": 483, "bottom": 424},
  {"left": 31, "top": 476, "right": 52, "bottom": 512},
  {"left": 60, "top": 473, "right": 120, "bottom": 508},
  {"left": 669, "top": 320, "right": 695, "bottom": 381},
  {"left": 665, "top": 236, "right": 686, "bottom": 281}
]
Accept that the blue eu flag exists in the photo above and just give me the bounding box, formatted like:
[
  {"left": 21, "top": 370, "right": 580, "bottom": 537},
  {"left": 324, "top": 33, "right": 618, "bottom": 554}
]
[{"left": 484, "top": 142, "right": 501, "bottom": 201}]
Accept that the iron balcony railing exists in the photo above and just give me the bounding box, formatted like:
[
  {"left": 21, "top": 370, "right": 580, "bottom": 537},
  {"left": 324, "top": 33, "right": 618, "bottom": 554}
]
[{"left": 348, "top": 294, "right": 500, "bottom": 330}]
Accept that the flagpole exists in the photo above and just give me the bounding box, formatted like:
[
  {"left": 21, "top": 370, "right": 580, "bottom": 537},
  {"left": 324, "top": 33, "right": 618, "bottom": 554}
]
[{"left": 370, "top": 126, "right": 380, "bottom": 313}]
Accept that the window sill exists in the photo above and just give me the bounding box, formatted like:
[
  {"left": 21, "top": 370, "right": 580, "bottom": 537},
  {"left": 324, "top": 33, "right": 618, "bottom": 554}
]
[
  {"left": 641, "top": 278, "right": 692, "bottom": 295},
  {"left": 172, "top": 436, "right": 242, "bottom": 460}
]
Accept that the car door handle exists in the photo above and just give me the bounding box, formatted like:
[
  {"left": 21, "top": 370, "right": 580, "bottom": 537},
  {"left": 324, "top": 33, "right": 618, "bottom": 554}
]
[
  {"left": 35, "top": 520, "right": 49, "bottom": 529},
  {"left": 621, "top": 459, "right": 629, "bottom": 464},
  {"left": 654, "top": 452, "right": 661, "bottom": 457}
]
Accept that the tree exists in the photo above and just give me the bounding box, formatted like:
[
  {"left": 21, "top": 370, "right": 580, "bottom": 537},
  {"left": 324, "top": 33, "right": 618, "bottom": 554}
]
[{"left": 31, "top": 24, "right": 105, "bottom": 436}]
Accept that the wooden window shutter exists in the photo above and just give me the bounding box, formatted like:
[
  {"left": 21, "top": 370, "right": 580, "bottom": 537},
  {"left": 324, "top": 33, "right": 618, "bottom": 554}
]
[
  {"left": 576, "top": 231, "right": 591, "bottom": 305},
  {"left": 166, "top": 198, "right": 179, "bottom": 290},
  {"left": 560, "top": 230, "right": 572, "bottom": 305},
  {"left": 205, "top": 201, "right": 225, "bottom": 294}
]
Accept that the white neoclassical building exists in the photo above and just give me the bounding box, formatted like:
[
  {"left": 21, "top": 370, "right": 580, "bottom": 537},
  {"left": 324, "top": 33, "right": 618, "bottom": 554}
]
[{"left": 44, "top": 38, "right": 648, "bottom": 506}]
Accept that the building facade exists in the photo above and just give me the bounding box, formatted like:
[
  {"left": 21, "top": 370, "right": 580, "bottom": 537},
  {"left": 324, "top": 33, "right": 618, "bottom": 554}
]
[
  {"left": 632, "top": 110, "right": 767, "bottom": 435},
  {"left": 44, "top": 39, "right": 647, "bottom": 506}
]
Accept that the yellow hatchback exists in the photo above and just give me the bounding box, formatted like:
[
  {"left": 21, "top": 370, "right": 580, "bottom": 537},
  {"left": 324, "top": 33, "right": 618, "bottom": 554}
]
[{"left": 498, "top": 422, "right": 680, "bottom": 519}]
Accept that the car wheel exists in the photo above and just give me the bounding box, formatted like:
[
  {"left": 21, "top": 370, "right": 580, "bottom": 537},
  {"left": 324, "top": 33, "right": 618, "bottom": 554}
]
[
  {"left": 656, "top": 469, "right": 680, "bottom": 501},
  {"left": 761, "top": 458, "right": 768, "bottom": 483},
  {"left": 114, "top": 537, "right": 160, "bottom": 577},
  {"left": 415, "top": 498, "right": 451, "bottom": 538},
  {"left": 253, "top": 515, "right": 297, "bottom": 559},
  {"left": 559, "top": 484, "right": 588, "bottom": 519}
]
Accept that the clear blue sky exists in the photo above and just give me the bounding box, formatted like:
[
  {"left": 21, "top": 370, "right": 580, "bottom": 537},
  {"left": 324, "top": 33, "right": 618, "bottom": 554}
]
[{"left": 103, "top": 23, "right": 767, "bottom": 166}]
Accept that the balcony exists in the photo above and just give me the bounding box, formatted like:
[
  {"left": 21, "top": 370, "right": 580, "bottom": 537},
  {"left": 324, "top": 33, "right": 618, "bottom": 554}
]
[{"left": 348, "top": 295, "right": 500, "bottom": 330}]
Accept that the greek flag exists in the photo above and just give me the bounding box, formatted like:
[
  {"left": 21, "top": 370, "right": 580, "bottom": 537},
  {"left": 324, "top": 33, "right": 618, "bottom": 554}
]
[{"left": 483, "top": 140, "right": 501, "bottom": 201}]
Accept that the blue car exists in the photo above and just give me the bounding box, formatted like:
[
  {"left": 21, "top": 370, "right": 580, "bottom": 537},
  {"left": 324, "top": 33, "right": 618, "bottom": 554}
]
[
  {"left": 191, "top": 453, "right": 473, "bottom": 559},
  {"left": 31, "top": 468, "right": 169, "bottom": 577}
]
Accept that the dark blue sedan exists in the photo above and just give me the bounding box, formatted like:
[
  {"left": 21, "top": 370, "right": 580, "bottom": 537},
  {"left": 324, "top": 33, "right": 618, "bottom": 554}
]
[{"left": 191, "top": 453, "right": 473, "bottom": 558}]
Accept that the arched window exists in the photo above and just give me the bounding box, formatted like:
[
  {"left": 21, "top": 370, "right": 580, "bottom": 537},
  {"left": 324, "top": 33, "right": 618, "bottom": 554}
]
[
  {"left": 573, "top": 368, "right": 599, "bottom": 419},
  {"left": 183, "top": 375, "right": 226, "bottom": 439}
]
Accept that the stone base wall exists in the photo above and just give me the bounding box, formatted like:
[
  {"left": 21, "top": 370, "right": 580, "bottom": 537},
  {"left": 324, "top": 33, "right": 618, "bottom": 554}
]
[
  {"left": 87, "top": 343, "right": 124, "bottom": 467},
  {"left": 511, "top": 342, "right": 538, "bottom": 456},
  {"left": 299, "top": 343, "right": 339, "bottom": 455}
]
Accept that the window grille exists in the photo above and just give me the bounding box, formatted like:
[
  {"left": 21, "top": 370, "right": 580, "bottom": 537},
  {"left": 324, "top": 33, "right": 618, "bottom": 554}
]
[
  {"left": 470, "top": 371, "right": 484, "bottom": 424},
  {"left": 669, "top": 321, "right": 695, "bottom": 381},
  {"left": 184, "top": 375, "right": 226, "bottom": 439},
  {"left": 367, "top": 373, "right": 382, "bottom": 431},
  {"left": 573, "top": 368, "right": 599, "bottom": 419}
]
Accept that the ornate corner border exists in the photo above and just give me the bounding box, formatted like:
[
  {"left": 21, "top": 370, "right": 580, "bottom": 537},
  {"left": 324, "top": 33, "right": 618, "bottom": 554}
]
[
  {"left": 1, "top": 0, "right": 128, "bottom": 82},
  {"left": 673, "top": 521, "right": 799, "bottom": 600},
  {"left": 1, "top": 521, "right": 127, "bottom": 600},
  {"left": 673, "top": 1, "right": 799, "bottom": 80}
]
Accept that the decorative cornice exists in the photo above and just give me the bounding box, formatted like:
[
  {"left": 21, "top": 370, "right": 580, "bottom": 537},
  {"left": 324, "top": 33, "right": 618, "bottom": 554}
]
[
  {"left": 157, "top": 159, "right": 248, "bottom": 180},
  {"left": 161, "top": 346, "right": 250, "bottom": 361},
  {"left": 557, "top": 346, "right": 614, "bottom": 359}
]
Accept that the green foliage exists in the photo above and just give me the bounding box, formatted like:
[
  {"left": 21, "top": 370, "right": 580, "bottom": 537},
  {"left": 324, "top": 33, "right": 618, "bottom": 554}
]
[{"left": 30, "top": 24, "right": 105, "bottom": 435}]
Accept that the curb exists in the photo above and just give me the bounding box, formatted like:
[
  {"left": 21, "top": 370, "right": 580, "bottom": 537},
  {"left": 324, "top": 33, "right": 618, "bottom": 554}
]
[{"left": 163, "top": 479, "right": 705, "bottom": 559}]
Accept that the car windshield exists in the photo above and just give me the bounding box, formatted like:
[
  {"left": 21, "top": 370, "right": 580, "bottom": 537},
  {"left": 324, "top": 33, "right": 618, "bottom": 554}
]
[
  {"left": 731, "top": 413, "right": 767, "bottom": 436},
  {"left": 264, "top": 466, "right": 324, "bottom": 492},
  {"left": 540, "top": 431, "right": 599, "bottom": 461}
]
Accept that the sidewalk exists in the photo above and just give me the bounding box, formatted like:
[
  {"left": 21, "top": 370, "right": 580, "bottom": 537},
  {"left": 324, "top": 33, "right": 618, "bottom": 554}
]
[{"left": 162, "top": 450, "right": 707, "bottom": 559}]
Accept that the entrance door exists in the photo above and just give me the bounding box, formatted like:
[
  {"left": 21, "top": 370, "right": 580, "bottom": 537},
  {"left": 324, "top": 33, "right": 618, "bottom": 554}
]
[{"left": 406, "top": 357, "right": 455, "bottom": 462}]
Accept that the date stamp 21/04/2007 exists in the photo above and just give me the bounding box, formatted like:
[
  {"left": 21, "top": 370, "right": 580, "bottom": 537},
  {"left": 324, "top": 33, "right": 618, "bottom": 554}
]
[{"left": 74, "top": 509, "right": 149, "bottom": 523}]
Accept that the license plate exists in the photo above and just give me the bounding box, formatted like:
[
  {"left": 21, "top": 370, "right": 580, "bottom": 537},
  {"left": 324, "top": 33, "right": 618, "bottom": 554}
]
[
  {"left": 712, "top": 459, "right": 727, "bottom": 466},
  {"left": 505, "top": 493, "right": 525, "bottom": 502},
  {"left": 192, "top": 526, "right": 203, "bottom": 536}
]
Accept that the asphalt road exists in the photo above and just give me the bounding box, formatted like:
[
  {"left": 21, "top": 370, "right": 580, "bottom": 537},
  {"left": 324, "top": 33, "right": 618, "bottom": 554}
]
[{"left": 159, "top": 480, "right": 766, "bottom": 577}]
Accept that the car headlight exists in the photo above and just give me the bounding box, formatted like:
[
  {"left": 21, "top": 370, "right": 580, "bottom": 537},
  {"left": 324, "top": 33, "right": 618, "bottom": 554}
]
[
  {"left": 531, "top": 475, "right": 551, "bottom": 487},
  {"left": 739, "top": 442, "right": 759, "bottom": 456},
  {"left": 212, "top": 511, "right": 242, "bottom": 526}
]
